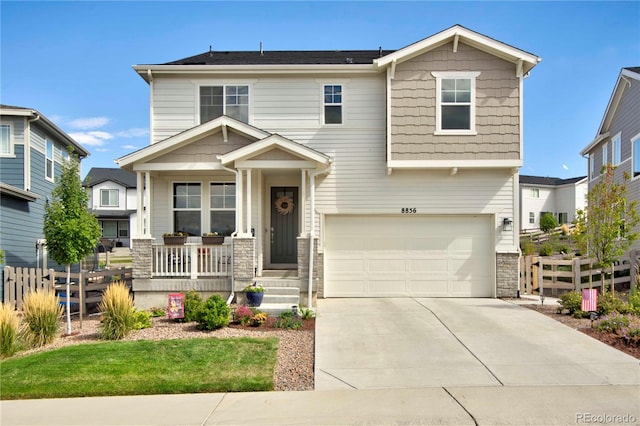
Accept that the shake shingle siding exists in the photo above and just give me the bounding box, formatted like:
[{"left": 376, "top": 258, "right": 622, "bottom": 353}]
[{"left": 390, "top": 42, "right": 520, "bottom": 161}]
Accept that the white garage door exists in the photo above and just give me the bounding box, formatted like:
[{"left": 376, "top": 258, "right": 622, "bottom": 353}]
[{"left": 324, "top": 215, "right": 494, "bottom": 297}]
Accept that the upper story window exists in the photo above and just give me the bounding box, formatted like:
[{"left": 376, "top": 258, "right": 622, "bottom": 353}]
[
  {"left": 612, "top": 133, "right": 621, "bottom": 165},
  {"left": 173, "top": 182, "right": 201, "bottom": 236},
  {"left": 589, "top": 154, "right": 595, "bottom": 179},
  {"left": 602, "top": 143, "right": 608, "bottom": 169},
  {"left": 531, "top": 188, "right": 539, "bottom": 198},
  {"left": 100, "top": 189, "right": 119, "bottom": 207},
  {"left": 210, "top": 182, "right": 236, "bottom": 236},
  {"left": 323, "top": 85, "right": 343, "bottom": 125},
  {"left": 633, "top": 133, "right": 640, "bottom": 178},
  {"left": 200, "top": 85, "right": 249, "bottom": 124},
  {"left": 432, "top": 71, "right": 480, "bottom": 134},
  {"left": 0, "top": 123, "right": 12, "bottom": 155},
  {"left": 45, "top": 139, "right": 54, "bottom": 181}
]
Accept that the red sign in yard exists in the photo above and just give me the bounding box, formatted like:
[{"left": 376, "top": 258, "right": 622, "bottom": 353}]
[
  {"left": 168, "top": 293, "right": 185, "bottom": 319},
  {"left": 581, "top": 288, "right": 598, "bottom": 312}
]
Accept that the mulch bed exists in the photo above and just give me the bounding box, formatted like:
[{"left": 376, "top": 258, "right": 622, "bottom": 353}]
[{"left": 523, "top": 304, "right": 640, "bottom": 360}]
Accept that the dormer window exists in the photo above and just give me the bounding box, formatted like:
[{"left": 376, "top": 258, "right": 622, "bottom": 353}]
[{"left": 432, "top": 71, "right": 480, "bottom": 135}]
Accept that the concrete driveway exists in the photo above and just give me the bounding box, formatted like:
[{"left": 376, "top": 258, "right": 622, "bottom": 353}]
[{"left": 315, "top": 298, "right": 640, "bottom": 390}]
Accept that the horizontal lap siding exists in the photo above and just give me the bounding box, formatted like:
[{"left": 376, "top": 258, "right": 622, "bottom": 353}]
[{"left": 390, "top": 42, "right": 520, "bottom": 161}]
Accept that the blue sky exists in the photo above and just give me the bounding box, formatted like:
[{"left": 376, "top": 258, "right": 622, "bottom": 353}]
[{"left": 1, "top": 1, "right": 638, "bottom": 179}]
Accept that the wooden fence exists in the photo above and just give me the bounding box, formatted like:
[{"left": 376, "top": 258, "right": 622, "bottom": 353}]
[
  {"left": 3, "top": 266, "right": 132, "bottom": 317},
  {"left": 520, "top": 250, "right": 639, "bottom": 296}
]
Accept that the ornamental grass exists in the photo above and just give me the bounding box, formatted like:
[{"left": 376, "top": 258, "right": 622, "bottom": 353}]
[
  {"left": 22, "top": 290, "right": 63, "bottom": 347},
  {"left": 98, "top": 281, "right": 136, "bottom": 340},
  {"left": 0, "top": 303, "right": 23, "bottom": 357}
]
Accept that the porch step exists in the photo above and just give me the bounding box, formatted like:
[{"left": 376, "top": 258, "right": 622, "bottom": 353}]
[
  {"left": 260, "top": 270, "right": 298, "bottom": 279},
  {"left": 259, "top": 285, "right": 300, "bottom": 317},
  {"left": 263, "top": 291, "right": 299, "bottom": 305},
  {"left": 259, "top": 303, "right": 300, "bottom": 317},
  {"left": 254, "top": 278, "right": 301, "bottom": 289}
]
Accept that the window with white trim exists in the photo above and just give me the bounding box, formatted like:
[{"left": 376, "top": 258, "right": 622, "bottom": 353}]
[
  {"left": 0, "top": 124, "right": 11, "bottom": 155},
  {"left": 531, "top": 188, "right": 539, "bottom": 198},
  {"left": 529, "top": 212, "right": 535, "bottom": 224},
  {"left": 200, "top": 85, "right": 249, "bottom": 123},
  {"left": 323, "top": 84, "right": 343, "bottom": 124},
  {"left": 45, "top": 140, "right": 54, "bottom": 181},
  {"left": 432, "top": 71, "right": 480, "bottom": 134},
  {"left": 612, "top": 133, "right": 621, "bottom": 165},
  {"left": 173, "top": 183, "right": 201, "bottom": 236},
  {"left": 100, "top": 189, "right": 119, "bottom": 207},
  {"left": 558, "top": 212, "right": 568, "bottom": 225},
  {"left": 589, "top": 154, "right": 595, "bottom": 179},
  {"left": 602, "top": 143, "right": 608, "bottom": 169},
  {"left": 633, "top": 134, "right": 640, "bottom": 178},
  {"left": 210, "top": 182, "right": 236, "bottom": 236}
]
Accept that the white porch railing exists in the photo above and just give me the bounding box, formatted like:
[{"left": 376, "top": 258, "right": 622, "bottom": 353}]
[{"left": 152, "top": 243, "right": 232, "bottom": 278}]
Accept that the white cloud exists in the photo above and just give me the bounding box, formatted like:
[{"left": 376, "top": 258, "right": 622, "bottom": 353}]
[
  {"left": 116, "top": 128, "right": 149, "bottom": 138},
  {"left": 122, "top": 144, "right": 138, "bottom": 150},
  {"left": 562, "top": 164, "right": 569, "bottom": 170},
  {"left": 68, "top": 117, "right": 110, "bottom": 130},
  {"left": 94, "top": 148, "right": 110, "bottom": 152},
  {"left": 69, "top": 131, "right": 113, "bottom": 146}
]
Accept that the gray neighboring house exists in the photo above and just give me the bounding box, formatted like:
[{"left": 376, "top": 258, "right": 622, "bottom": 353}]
[
  {"left": 519, "top": 175, "right": 587, "bottom": 232},
  {"left": 580, "top": 67, "right": 640, "bottom": 254},
  {"left": 0, "top": 104, "right": 90, "bottom": 277},
  {"left": 83, "top": 168, "right": 138, "bottom": 249}
]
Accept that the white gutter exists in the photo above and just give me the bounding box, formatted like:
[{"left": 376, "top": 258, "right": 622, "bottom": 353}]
[{"left": 218, "top": 160, "right": 240, "bottom": 305}]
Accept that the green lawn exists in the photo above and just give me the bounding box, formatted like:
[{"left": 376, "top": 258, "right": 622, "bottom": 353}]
[{"left": 0, "top": 337, "right": 278, "bottom": 400}]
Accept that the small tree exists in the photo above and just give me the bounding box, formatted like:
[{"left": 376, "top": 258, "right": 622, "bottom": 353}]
[
  {"left": 43, "top": 149, "right": 101, "bottom": 334},
  {"left": 574, "top": 165, "right": 639, "bottom": 293},
  {"left": 539, "top": 212, "right": 558, "bottom": 235}
]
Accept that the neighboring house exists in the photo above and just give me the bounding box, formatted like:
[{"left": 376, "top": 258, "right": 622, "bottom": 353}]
[
  {"left": 519, "top": 175, "right": 587, "bottom": 232},
  {"left": 116, "top": 25, "right": 540, "bottom": 307},
  {"left": 83, "top": 167, "right": 138, "bottom": 249},
  {"left": 580, "top": 67, "right": 640, "bottom": 254},
  {"left": 0, "top": 104, "right": 90, "bottom": 273}
]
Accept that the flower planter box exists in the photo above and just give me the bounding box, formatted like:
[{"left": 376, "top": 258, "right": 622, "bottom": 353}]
[
  {"left": 202, "top": 236, "right": 225, "bottom": 245},
  {"left": 163, "top": 236, "right": 187, "bottom": 245}
]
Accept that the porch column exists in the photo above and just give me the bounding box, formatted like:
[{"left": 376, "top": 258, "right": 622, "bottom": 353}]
[
  {"left": 246, "top": 168, "right": 252, "bottom": 236},
  {"left": 300, "top": 169, "right": 307, "bottom": 236},
  {"left": 144, "top": 171, "right": 151, "bottom": 236},
  {"left": 237, "top": 168, "right": 244, "bottom": 236},
  {"left": 136, "top": 171, "right": 151, "bottom": 237}
]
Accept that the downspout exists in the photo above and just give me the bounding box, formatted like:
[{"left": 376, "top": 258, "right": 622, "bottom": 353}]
[
  {"left": 219, "top": 161, "right": 239, "bottom": 305},
  {"left": 26, "top": 112, "right": 41, "bottom": 192},
  {"left": 307, "top": 162, "right": 332, "bottom": 309}
]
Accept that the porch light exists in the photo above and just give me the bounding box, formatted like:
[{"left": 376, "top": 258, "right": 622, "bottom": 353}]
[{"left": 502, "top": 217, "right": 513, "bottom": 232}]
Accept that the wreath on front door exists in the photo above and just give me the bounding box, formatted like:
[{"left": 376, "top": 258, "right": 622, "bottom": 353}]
[{"left": 274, "top": 195, "right": 295, "bottom": 215}]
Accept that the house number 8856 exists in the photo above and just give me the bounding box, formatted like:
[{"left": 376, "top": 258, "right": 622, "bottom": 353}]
[{"left": 401, "top": 208, "right": 417, "bottom": 214}]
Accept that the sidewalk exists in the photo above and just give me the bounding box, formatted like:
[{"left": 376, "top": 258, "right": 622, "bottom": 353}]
[{"left": 2, "top": 385, "right": 638, "bottom": 425}]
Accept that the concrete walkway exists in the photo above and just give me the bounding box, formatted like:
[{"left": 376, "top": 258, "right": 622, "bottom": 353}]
[{"left": 2, "top": 297, "right": 639, "bottom": 425}]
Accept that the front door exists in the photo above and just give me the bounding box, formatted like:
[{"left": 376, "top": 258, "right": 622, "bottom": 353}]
[{"left": 271, "top": 187, "right": 298, "bottom": 264}]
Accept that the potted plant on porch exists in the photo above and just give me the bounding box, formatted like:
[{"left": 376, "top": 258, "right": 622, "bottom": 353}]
[
  {"left": 202, "top": 232, "right": 225, "bottom": 245},
  {"left": 244, "top": 283, "right": 265, "bottom": 307},
  {"left": 163, "top": 231, "right": 187, "bottom": 245}
]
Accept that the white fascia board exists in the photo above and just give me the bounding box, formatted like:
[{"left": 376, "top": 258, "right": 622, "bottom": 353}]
[
  {"left": 0, "top": 183, "right": 40, "bottom": 202},
  {"left": 580, "top": 132, "right": 610, "bottom": 156},
  {"left": 375, "top": 25, "right": 540, "bottom": 73},
  {"left": 387, "top": 159, "right": 522, "bottom": 169},
  {"left": 235, "top": 160, "right": 317, "bottom": 169},
  {"left": 0, "top": 108, "right": 34, "bottom": 117},
  {"left": 132, "top": 162, "right": 227, "bottom": 172},
  {"left": 220, "top": 134, "right": 330, "bottom": 165},
  {"left": 621, "top": 68, "right": 640, "bottom": 80},
  {"left": 133, "top": 64, "right": 378, "bottom": 82},
  {"left": 117, "top": 116, "right": 269, "bottom": 167}
]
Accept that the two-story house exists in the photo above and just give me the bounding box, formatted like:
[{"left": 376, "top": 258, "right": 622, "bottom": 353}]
[
  {"left": 83, "top": 167, "right": 138, "bottom": 249},
  {"left": 580, "top": 67, "right": 640, "bottom": 255},
  {"left": 117, "top": 25, "right": 540, "bottom": 308},
  {"left": 519, "top": 175, "right": 587, "bottom": 232},
  {"left": 0, "top": 104, "right": 90, "bottom": 275}
]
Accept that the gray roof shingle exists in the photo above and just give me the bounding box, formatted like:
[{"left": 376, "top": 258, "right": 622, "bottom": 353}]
[
  {"left": 519, "top": 175, "right": 586, "bottom": 186},
  {"left": 84, "top": 168, "right": 137, "bottom": 188}
]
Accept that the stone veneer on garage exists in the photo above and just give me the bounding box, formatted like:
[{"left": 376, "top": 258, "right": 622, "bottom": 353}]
[{"left": 496, "top": 252, "right": 519, "bottom": 298}]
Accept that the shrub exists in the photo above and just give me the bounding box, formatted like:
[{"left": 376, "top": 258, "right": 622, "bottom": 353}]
[
  {"left": 595, "top": 312, "right": 630, "bottom": 333},
  {"left": 98, "top": 282, "right": 136, "bottom": 340},
  {"left": 235, "top": 306, "right": 253, "bottom": 326},
  {"left": 275, "top": 311, "right": 302, "bottom": 330},
  {"left": 196, "top": 295, "right": 230, "bottom": 330},
  {"left": 628, "top": 288, "right": 640, "bottom": 315},
  {"left": 557, "top": 291, "right": 588, "bottom": 318},
  {"left": 540, "top": 212, "right": 558, "bottom": 233},
  {"left": 539, "top": 242, "right": 555, "bottom": 256},
  {"left": 597, "top": 292, "right": 629, "bottom": 316},
  {"left": 149, "top": 307, "right": 166, "bottom": 317},
  {"left": 521, "top": 242, "right": 536, "bottom": 256},
  {"left": 177, "top": 290, "right": 204, "bottom": 323},
  {"left": 250, "top": 311, "right": 268, "bottom": 327},
  {"left": 22, "top": 290, "right": 63, "bottom": 347},
  {"left": 620, "top": 317, "right": 640, "bottom": 345},
  {"left": 299, "top": 307, "right": 315, "bottom": 320},
  {"left": 0, "top": 303, "right": 22, "bottom": 357},
  {"left": 555, "top": 243, "right": 571, "bottom": 255},
  {"left": 133, "top": 309, "right": 152, "bottom": 330}
]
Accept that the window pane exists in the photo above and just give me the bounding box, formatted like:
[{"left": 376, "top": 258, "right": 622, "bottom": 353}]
[
  {"left": 174, "top": 211, "right": 201, "bottom": 236},
  {"left": 441, "top": 105, "right": 470, "bottom": 130},
  {"left": 118, "top": 221, "right": 129, "bottom": 237},
  {"left": 102, "top": 221, "right": 117, "bottom": 238},
  {"left": 442, "top": 79, "right": 456, "bottom": 91},
  {"left": 457, "top": 90, "right": 471, "bottom": 102},
  {"left": 46, "top": 160, "right": 53, "bottom": 179},
  {"left": 0, "top": 125, "right": 9, "bottom": 154},
  {"left": 634, "top": 139, "right": 640, "bottom": 177},
  {"left": 442, "top": 91, "right": 456, "bottom": 103},
  {"left": 325, "top": 106, "right": 342, "bottom": 124},
  {"left": 456, "top": 79, "right": 470, "bottom": 91},
  {"left": 200, "top": 86, "right": 223, "bottom": 123},
  {"left": 210, "top": 211, "right": 235, "bottom": 236}
]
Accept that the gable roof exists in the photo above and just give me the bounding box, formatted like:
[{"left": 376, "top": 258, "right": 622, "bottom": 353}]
[
  {"left": 581, "top": 67, "right": 640, "bottom": 155},
  {"left": 0, "top": 104, "right": 90, "bottom": 157},
  {"left": 519, "top": 175, "right": 587, "bottom": 187},
  {"left": 83, "top": 167, "right": 137, "bottom": 188},
  {"left": 133, "top": 25, "right": 539, "bottom": 83},
  {"left": 375, "top": 25, "right": 540, "bottom": 76},
  {"left": 219, "top": 134, "right": 331, "bottom": 167}
]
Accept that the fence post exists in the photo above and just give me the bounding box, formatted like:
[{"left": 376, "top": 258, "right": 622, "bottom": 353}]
[
  {"left": 538, "top": 257, "right": 544, "bottom": 302},
  {"left": 3, "top": 266, "right": 14, "bottom": 309},
  {"left": 573, "top": 258, "right": 581, "bottom": 292}
]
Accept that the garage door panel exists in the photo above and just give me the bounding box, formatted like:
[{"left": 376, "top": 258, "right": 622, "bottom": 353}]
[{"left": 325, "top": 215, "right": 494, "bottom": 297}]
